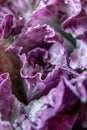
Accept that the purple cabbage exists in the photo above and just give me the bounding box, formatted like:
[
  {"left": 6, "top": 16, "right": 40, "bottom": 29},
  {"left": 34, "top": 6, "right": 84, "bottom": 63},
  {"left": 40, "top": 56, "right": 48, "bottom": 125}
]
[
  {"left": 6, "top": 22, "right": 81, "bottom": 130},
  {"left": 0, "top": 0, "right": 87, "bottom": 130},
  {"left": 7, "top": 24, "right": 67, "bottom": 102}
]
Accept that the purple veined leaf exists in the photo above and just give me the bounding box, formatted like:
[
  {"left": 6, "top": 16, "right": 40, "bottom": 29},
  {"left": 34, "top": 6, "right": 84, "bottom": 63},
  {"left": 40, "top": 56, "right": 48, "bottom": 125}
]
[
  {"left": 26, "top": 0, "right": 79, "bottom": 47},
  {"left": 6, "top": 24, "right": 63, "bottom": 55},
  {"left": 0, "top": 72, "right": 25, "bottom": 123},
  {"left": 62, "top": 10, "right": 87, "bottom": 39},
  {"left": 65, "top": 70, "right": 87, "bottom": 103},
  {"left": 0, "top": 14, "right": 13, "bottom": 39},
  {"left": 0, "top": 73, "right": 15, "bottom": 121},
  {"left": 62, "top": 0, "right": 86, "bottom": 37},
  {"left": 47, "top": 77, "right": 80, "bottom": 130},
  {"left": 47, "top": 76, "right": 79, "bottom": 130},
  {"left": 60, "top": 73, "right": 87, "bottom": 126},
  {"left": 76, "top": 71, "right": 87, "bottom": 103},
  {"left": 0, "top": 0, "right": 21, "bottom": 39},
  {"left": 0, "top": 14, "right": 25, "bottom": 39},
  {"left": 69, "top": 41, "right": 87, "bottom": 70},
  {"left": 27, "top": 0, "right": 82, "bottom": 27},
  {"left": 26, "top": 76, "right": 79, "bottom": 130},
  {"left": 0, "top": 43, "right": 27, "bottom": 104},
  {"left": 27, "top": 78, "right": 65, "bottom": 129},
  {"left": 26, "top": 0, "right": 81, "bottom": 48},
  {"left": 13, "top": 78, "right": 74, "bottom": 130},
  {"left": 0, "top": 0, "right": 38, "bottom": 39}
]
